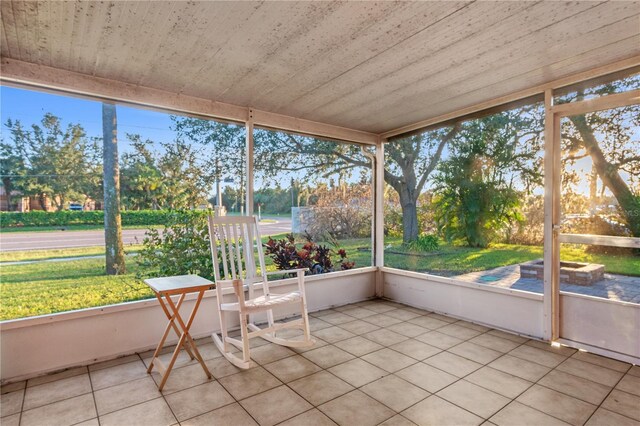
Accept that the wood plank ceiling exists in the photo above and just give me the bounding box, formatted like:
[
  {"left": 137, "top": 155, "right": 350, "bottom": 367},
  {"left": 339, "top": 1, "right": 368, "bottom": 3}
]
[{"left": 1, "top": 1, "right": 639, "bottom": 134}]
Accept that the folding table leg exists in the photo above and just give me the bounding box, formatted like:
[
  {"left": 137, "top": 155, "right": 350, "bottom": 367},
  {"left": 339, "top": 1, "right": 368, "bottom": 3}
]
[
  {"left": 146, "top": 293, "right": 180, "bottom": 374},
  {"left": 157, "top": 293, "right": 196, "bottom": 360},
  {"left": 157, "top": 290, "right": 212, "bottom": 391},
  {"left": 146, "top": 293, "right": 195, "bottom": 375}
]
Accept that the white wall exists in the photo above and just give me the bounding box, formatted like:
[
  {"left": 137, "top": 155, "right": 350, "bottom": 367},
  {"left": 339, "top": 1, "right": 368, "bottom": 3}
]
[
  {"left": 4, "top": 266, "right": 637, "bottom": 382},
  {"left": 382, "top": 268, "right": 545, "bottom": 339},
  {"left": 0, "top": 268, "right": 376, "bottom": 382},
  {"left": 560, "top": 292, "right": 640, "bottom": 364}
]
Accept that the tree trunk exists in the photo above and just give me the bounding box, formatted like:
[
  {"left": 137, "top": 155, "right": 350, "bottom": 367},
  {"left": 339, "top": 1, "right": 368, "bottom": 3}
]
[
  {"left": 102, "top": 103, "right": 126, "bottom": 275},
  {"left": 386, "top": 167, "right": 420, "bottom": 243},
  {"left": 570, "top": 114, "right": 640, "bottom": 237},
  {"left": 401, "top": 198, "right": 419, "bottom": 243},
  {"left": 398, "top": 181, "right": 419, "bottom": 243}
]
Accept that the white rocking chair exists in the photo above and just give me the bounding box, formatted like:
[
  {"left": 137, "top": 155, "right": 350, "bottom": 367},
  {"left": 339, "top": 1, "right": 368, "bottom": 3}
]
[{"left": 207, "top": 215, "right": 314, "bottom": 368}]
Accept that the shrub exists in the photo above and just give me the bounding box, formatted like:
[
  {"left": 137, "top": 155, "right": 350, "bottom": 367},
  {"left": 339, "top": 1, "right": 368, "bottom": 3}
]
[
  {"left": 505, "top": 195, "right": 544, "bottom": 246},
  {"left": 263, "top": 233, "right": 355, "bottom": 275},
  {"left": 302, "top": 184, "right": 372, "bottom": 240},
  {"left": 134, "top": 210, "right": 215, "bottom": 280},
  {"left": 407, "top": 233, "right": 439, "bottom": 252},
  {"left": 562, "top": 215, "right": 634, "bottom": 255},
  {"left": 122, "top": 210, "right": 172, "bottom": 226},
  {"left": 0, "top": 210, "right": 171, "bottom": 228}
]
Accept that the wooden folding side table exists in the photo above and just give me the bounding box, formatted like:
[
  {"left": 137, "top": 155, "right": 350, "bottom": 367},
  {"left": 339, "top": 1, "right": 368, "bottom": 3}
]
[{"left": 144, "top": 274, "right": 213, "bottom": 391}]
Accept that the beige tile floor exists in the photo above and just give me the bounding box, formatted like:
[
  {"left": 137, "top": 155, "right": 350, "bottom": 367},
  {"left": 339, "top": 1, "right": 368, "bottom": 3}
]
[{"left": 1, "top": 299, "right": 639, "bottom": 426}]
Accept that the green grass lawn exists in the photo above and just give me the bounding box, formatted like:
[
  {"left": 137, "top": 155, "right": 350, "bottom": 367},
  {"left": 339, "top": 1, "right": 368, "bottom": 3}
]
[
  {"left": 384, "top": 239, "right": 542, "bottom": 276},
  {"left": 0, "top": 257, "right": 152, "bottom": 321},
  {"left": 383, "top": 237, "right": 640, "bottom": 277},
  {"left": 2, "top": 235, "right": 637, "bottom": 322},
  {"left": 0, "top": 235, "right": 372, "bottom": 321}
]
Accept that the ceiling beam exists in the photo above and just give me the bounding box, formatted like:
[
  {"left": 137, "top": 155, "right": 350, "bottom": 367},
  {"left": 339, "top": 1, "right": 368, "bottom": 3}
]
[
  {"left": 0, "top": 58, "right": 378, "bottom": 145},
  {"left": 0, "top": 57, "right": 248, "bottom": 123},
  {"left": 251, "top": 109, "right": 377, "bottom": 145}
]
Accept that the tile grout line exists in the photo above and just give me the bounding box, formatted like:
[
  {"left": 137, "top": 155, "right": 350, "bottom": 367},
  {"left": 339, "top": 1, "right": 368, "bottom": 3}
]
[
  {"left": 18, "top": 377, "right": 27, "bottom": 426},
  {"left": 18, "top": 367, "right": 94, "bottom": 424},
  {"left": 318, "top": 309, "right": 501, "bottom": 423},
  {"left": 582, "top": 367, "right": 636, "bottom": 425},
  {"left": 497, "top": 339, "right": 634, "bottom": 424},
  {"left": 270, "top": 304, "right": 426, "bottom": 424},
  {"left": 397, "top": 329, "right": 535, "bottom": 422},
  {"left": 423, "top": 325, "right": 578, "bottom": 421},
  {"left": 112, "top": 359, "right": 181, "bottom": 421},
  {"left": 7, "top": 328, "right": 519, "bottom": 426},
  {"left": 278, "top": 309, "right": 543, "bottom": 425},
  {"left": 495, "top": 347, "right": 634, "bottom": 425},
  {"left": 532, "top": 350, "right": 635, "bottom": 414},
  {"left": 211, "top": 356, "right": 286, "bottom": 426},
  {"left": 10, "top": 300, "right": 636, "bottom": 426},
  {"left": 480, "top": 341, "right": 562, "bottom": 423},
  {"left": 85, "top": 365, "right": 101, "bottom": 426},
  {"left": 514, "top": 359, "right": 589, "bottom": 425}
]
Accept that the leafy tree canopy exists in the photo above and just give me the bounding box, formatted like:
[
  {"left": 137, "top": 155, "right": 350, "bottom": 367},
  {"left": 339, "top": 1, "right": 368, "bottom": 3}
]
[
  {"left": 1, "top": 113, "right": 102, "bottom": 210},
  {"left": 433, "top": 110, "right": 543, "bottom": 247}
]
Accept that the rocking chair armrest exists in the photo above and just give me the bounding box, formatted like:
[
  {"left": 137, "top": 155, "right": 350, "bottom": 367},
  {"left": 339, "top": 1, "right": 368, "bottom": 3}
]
[
  {"left": 265, "top": 268, "right": 307, "bottom": 276},
  {"left": 216, "top": 279, "right": 246, "bottom": 299},
  {"left": 265, "top": 269, "right": 307, "bottom": 293}
]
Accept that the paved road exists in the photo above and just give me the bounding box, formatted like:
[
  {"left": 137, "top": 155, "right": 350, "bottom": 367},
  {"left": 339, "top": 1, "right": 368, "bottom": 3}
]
[{"left": 0, "top": 219, "right": 292, "bottom": 251}]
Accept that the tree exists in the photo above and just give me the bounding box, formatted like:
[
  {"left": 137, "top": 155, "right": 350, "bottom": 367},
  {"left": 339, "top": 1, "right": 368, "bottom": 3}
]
[
  {"left": 433, "top": 111, "right": 543, "bottom": 247},
  {"left": 166, "top": 117, "right": 459, "bottom": 243},
  {"left": 172, "top": 117, "right": 246, "bottom": 211},
  {"left": 102, "top": 103, "right": 126, "bottom": 275},
  {"left": 120, "top": 135, "right": 212, "bottom": 210},
  {"left": 0, "top": 121, "right": 28, "bottom": 210},
  {"left": 383, "top": 127, "right": 460, "bottom": 242},
  {"left": 136, "top": 210, "right": 214, "bottom": 280},
  {"left": 1, "top": 114, "right": 101, "bottom": 210},
  {"left": 253, "top": 127, "right": 468, "bottom": 243},
  {"left": 120, "top": 137, "right": 163, "bottom": 210},
  {"left": 560, "top": 76, "right": 640, "bottom": 237},
  {"left": 249, "top": 126, "right": 460, "bottom": 244}
]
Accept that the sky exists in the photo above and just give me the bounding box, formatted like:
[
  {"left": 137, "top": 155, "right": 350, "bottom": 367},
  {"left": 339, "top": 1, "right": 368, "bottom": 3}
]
[{"left": 0, "top": 85, "right": 178, "bottom": 155}]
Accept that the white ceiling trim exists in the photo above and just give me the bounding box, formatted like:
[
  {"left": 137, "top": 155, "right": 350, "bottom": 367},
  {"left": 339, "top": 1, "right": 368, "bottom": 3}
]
[
  {"left": 2, "top": 55, "right": 639, "bottom": 145},
  {"left": 0, "top": 57, "right": 378, "bottom": 145}
]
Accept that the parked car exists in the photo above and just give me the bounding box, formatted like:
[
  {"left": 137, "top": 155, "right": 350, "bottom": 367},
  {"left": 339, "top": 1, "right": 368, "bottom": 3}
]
[{"left": 69, "top": 203, "right": 83, "bottom": 211}]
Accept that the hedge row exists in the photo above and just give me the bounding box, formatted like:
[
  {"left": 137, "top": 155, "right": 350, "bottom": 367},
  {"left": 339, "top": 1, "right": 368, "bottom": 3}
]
[{"left": 0, "top": 210, "right": 177, "bottom": 227}]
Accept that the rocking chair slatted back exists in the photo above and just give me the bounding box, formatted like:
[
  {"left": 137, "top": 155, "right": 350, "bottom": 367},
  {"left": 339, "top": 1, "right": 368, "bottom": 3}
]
[{"left": 207, "top": 215, "right": 268, "bottom": 289}]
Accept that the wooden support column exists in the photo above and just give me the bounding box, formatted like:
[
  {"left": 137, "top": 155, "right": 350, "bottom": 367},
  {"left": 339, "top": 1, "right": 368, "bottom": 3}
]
[
  {"left": 246, "top": 112, "right": 254, "bottom": 216},
  {"left": 375, "top": 138, "right": 385, "bottom": 297},
  {"left": 543, "top": 89, "right": 560, "bottom": 341}
]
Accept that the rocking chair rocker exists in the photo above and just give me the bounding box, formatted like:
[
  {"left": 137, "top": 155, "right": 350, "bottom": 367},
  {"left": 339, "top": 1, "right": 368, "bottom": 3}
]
[{"left": 207, "top": 215, "right": 314, "bottom": 368}]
